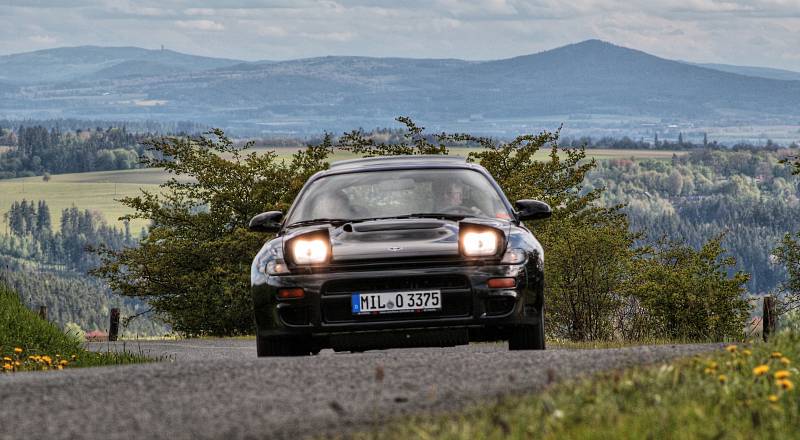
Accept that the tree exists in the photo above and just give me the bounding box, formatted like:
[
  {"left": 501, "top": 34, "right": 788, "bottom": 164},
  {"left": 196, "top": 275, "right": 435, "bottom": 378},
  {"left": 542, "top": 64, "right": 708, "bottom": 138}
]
[
  {"left": 626, "top": 236, "right": 750, "bottom": 340},
  {"left": 93, "top": 130, "right": 334, "bottom": 335}
]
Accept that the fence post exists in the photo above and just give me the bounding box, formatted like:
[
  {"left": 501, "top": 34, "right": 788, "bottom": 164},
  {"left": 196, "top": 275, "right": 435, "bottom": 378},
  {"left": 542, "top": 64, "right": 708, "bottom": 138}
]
[
  {"left": 109, "top": 308, "right": 120, "bottom": 342},
  {"left": 38, "top": 305, "right": 47, "bottom": 321},
  {"left": 763, "top": 296, "right": 777, "bottom": 342}
]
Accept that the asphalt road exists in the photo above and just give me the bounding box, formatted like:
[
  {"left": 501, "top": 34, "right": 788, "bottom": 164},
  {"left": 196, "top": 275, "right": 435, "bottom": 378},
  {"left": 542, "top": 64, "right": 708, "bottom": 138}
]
[{"left": 1, "top": 340, "right": 721, "bottom": 440}]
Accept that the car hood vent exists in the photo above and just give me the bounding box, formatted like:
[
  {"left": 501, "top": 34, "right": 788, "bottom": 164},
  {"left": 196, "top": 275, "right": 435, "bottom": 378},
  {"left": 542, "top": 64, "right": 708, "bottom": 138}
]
[
  {"left": 331, "top": 219, "right": 458, "bottom": 261},
  {"left": 351, "top": 219, "right": 444, "bottom": 232}
]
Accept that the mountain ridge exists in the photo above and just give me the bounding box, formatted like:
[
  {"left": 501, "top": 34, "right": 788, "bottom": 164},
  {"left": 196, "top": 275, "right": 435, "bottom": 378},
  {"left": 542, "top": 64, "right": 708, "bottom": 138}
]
[{"left": 1, "top": 40, "right": 799, "bottom": 136}]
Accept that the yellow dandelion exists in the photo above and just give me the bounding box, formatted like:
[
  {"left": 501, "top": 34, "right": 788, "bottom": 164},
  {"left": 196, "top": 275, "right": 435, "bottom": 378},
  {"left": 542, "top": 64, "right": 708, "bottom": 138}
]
[
  {"left": 768, "top": 394, "right": 779, "bottom": 403},
  {"left": 718, "top": 374, "right": 728, "bottom": 384},
  {"left": 771, "top": 352, "right": 782, "bottom": 359},
  {"left": 777, "top": 379, "right": 794, "bottom": 391},
  {"left": 725, "top": 345, "right": 737, "bottom": 353},
  {"left": 2, "top": 364, "right": 12, "bottom": 371},
  {"left": 14, "top": 347, "right": 23, "bottom": 354},
  {"left": 41, "top": 355, "right": 52, "bottom": 365},
  {"left": 742, "top": 349, "right": 752, "bottom": 357},
  {"left": 57, "top": 365, "right": 63, "bottom": 370},
  {"left": 2, "top": 356, "right": 11, "bottom": 362},
  {"left": 780, "top": 357, "right": 791, "bottom": 366},
  {"left": 14, "top": 361, "right": 20, "bottom": 367},
  {"left": 59, "top": 360, "right": 68, "bottom": 367},
  {"left": 753, "top": 365, "right": 770, "bottom": 376},
  {"left": 775, "top": 370, "right": 791, "bottom": 380}
]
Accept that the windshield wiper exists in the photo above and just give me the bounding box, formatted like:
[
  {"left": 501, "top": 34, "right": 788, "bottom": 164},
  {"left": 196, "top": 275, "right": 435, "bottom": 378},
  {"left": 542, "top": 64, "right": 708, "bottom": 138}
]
[{"left": 285, "top": 218, "right": 351, "bottom": 228}]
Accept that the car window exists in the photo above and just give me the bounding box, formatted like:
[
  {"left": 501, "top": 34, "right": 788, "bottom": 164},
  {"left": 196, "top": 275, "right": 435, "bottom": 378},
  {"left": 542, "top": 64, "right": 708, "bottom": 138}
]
[{"left": 286, "top": 168, "right": 512, "bottom": 223}]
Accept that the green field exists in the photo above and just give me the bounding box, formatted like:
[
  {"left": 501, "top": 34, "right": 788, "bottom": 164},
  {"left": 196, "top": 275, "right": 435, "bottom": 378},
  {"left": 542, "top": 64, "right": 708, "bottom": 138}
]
[{"left": 0, "top": 148, "right": 685, "bottom": 232}]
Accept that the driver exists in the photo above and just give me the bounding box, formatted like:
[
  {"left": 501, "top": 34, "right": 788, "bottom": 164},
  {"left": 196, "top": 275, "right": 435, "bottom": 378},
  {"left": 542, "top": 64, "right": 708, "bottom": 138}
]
[{"left": 434, "top": 180, "right": 473, "bottom": 214}]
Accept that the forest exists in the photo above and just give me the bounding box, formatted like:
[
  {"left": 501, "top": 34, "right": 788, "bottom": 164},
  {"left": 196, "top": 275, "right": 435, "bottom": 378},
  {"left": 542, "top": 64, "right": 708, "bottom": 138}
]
[
  {"left": 0, "top": 125, "right": 158, "bottom": 178},
  {"left": 0, "top": 200, "right": 162, "bottom": 335},
  {"left": 590, "top": 148, "right": 800, "bottom": 294}
]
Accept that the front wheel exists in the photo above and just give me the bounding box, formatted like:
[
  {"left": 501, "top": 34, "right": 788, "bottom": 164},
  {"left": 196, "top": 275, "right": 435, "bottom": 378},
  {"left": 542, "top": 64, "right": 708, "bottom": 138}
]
[
  {"left": 508, "top": 307, "right": 545, "bottom": 350},
  {"left": 256, "top": 334, "right": 316, "bottom": 357}
]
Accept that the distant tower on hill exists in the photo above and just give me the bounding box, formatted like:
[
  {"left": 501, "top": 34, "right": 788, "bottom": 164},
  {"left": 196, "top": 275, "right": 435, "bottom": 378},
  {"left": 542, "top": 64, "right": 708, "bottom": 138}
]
[{"left": 161, "top": 44, "right": 164, "bottom": 52}]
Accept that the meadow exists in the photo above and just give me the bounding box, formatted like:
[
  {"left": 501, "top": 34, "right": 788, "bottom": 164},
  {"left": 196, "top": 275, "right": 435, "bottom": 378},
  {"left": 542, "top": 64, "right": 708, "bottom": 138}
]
[{"left": 0, "top": 148, "right": 685, "bottom": 232}]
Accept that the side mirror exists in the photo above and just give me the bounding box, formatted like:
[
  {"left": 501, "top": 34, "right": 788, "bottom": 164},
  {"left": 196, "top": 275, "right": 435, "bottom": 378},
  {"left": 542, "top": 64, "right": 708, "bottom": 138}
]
[
  {"left": 515, "top": 200, "right": 552, "bottom": 221},
  {"left": 248, "top": 211, "right": 283, "bottom": 233}
]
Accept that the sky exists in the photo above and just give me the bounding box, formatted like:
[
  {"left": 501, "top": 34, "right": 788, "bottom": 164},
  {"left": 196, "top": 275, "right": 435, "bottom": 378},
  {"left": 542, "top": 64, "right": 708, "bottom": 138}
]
[{"left": 1, "top": 0, "right": 799, "bottom": 71}]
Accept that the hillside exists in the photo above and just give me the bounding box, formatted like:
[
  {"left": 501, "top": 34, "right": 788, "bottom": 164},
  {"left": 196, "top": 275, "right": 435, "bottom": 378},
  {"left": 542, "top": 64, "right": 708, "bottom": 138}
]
[
  {"left": 0, "top": 46, "right": 243, "bottom": 84},
  {"left": 1, "top": 41, "right": 799, "bottom": 136},
  {"left": 694, "top": 62, "right": 800, "bottom": 81}
]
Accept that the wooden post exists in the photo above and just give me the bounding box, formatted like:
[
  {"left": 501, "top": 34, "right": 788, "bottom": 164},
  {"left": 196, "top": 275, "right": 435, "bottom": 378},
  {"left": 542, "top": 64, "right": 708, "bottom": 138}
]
[
  {"left": 109, "top": 308, "right": 120, "bottom": 342},
  {"left": 38, "top": 305, "right": 47, "bottom": 321},
  {"left": 763, "top": 296, "right": 777, "bottom": 342}
]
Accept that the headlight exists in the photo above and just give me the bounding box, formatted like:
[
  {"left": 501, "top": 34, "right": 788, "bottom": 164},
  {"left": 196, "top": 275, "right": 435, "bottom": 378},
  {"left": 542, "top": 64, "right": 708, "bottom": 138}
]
[
  {"left": 286, "top": 231, "right": 332, "bottom": 266},
  {"left": 501, "top": 248, "right": 526, "bottom": 264},
  {"left": 292, "top": 238, "right": 328, "bottom": 264},
  {"left": 460, "top": 228, "right": 501, "bottom": 257},
  {"left": 265, "top": 259, "right": 290, "bottom": 275}
]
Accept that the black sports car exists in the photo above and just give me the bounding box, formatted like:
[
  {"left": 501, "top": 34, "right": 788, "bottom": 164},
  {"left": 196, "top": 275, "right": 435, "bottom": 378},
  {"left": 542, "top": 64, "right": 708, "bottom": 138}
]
[{"left": 249, "top": 155, "right": 551, "bottom": 356}]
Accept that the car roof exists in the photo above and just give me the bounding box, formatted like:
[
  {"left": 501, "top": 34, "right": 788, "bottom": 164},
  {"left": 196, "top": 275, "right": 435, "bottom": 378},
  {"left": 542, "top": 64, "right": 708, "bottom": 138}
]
[{"left": 325, "top": 155, "right": 470, "bottom": 173}]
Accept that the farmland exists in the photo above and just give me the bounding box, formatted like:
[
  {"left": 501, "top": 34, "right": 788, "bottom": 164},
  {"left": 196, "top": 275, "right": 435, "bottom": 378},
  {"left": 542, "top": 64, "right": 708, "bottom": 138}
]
[{"left": 0, "top": 148, "right": 685, "bottom": 232}]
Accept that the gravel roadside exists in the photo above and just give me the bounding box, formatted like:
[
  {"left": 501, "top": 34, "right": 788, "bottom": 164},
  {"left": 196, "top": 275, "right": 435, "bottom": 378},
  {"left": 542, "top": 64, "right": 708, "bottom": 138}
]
[{"left": 0, "top": 341, "right": 722, "bottom": 440}]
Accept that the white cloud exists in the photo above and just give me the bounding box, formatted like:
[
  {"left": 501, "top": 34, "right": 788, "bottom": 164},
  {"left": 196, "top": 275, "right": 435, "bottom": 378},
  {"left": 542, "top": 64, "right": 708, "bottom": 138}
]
[
  {"left": 29, "top": 34, "right": 57, "bottom": 44},
  {"left": 175, "top": 19, "right": 225, "bottom": 31}
]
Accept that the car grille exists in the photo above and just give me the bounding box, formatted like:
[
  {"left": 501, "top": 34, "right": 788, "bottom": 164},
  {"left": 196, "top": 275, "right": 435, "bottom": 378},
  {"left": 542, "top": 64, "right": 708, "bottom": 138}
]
[{"left": 320, "top": 275, "right": 472, "bottom": 323}]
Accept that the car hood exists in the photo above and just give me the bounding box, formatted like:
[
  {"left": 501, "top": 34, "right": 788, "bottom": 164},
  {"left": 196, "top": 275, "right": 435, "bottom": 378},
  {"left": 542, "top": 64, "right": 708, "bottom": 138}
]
[{"left": 284, "top": 217, "right": 512, "bottom": 262}]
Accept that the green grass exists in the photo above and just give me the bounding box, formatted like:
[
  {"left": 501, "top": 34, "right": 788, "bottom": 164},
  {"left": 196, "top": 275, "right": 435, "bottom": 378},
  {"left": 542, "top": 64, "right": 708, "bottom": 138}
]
[
  {"left": 0, "top": 284, "right": 149, "bottom": 372},
  {"left": 352, "top": 335, "right": 799, "bottom": 439}
]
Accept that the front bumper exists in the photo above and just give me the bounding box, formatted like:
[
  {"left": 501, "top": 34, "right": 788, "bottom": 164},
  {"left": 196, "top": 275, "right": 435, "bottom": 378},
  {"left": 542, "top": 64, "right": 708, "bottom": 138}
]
[{"left": 252, "top": 262, "right": 543, "bottom": 343}]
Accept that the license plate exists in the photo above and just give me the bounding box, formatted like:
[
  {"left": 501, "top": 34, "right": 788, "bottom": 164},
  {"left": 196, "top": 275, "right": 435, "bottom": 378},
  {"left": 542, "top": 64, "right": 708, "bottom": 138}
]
[{"left": 351, "top": 290, "right": 442, "bottom": 315}]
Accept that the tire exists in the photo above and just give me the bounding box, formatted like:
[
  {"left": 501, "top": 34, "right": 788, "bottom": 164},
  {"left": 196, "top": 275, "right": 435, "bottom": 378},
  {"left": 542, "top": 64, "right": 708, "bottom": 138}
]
[
  {"left": 256, "top": 334, "right": 315, "bottom": 357},
  {"left": 508, "top": 307, "right": 545, "bottom": 351}
]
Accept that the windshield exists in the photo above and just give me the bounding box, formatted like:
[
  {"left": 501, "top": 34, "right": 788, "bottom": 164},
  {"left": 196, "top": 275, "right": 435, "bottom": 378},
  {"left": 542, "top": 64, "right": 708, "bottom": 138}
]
[{"left": 286, "top": 168, "right": 513, "bottom": 225}]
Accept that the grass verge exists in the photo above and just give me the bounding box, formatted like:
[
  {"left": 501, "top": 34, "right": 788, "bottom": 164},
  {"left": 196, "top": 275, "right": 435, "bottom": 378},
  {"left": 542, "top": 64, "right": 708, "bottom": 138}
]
[
  {"left": 1, "top": 284, "right": 149, "bottom": 372},
  {"left": 352, "top": 335, "right": 798, "bottom": 439}
]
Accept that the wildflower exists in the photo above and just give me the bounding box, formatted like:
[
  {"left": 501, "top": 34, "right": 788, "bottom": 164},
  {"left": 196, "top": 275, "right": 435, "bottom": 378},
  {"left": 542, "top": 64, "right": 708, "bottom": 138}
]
[
  {"left": 704, "top": 367, "right": 715, "bottom": 375},
  {"left": 780, "top": 357, "right": 791, "bottom": 366},
  {"left": 2, "top": 364, "right": 11, "bottom": 371},
  {"left": 718, "top": 374, "right": 727, "bottom": 384},
  {"left": 14, "top": 361, "right": 20, "bottom": 367},
  {"left": 725, "top": 345, "right": 737, "bottom": 353},
  {"left": 552, "top": 409, "right": 564, "bottom": 419},
  {"left": 41, "top": 355, "right": 52, "bottom": 365},
  {"left": 768, "top": 394, "right": 779, "bottom": 403},
  {"left": 70, "top": 355, "right": 77, "bottom": 360},
  {"left": 2, "top": 356, "right": 11, "bottom": 362},
  {"left": 56, "top": 365, "right": 63, "bottom": 370},
  {"left": 753, "top": 365, "right": 770, "bottom": 376},
  {"left": 777, "top": 379, "right": 794, "bottom": 391},
  {"left": 775, "top": 370, "right": 791, "bottom": 380},
  {"left": 14, "top": 347, "right": 23, "bottom": 354},
  {"left": 59, "top": 360, "right": 68, "bottom": 367},
  {"left": 742, "top": 349, "right": 752, "bottom": 357},
  {"left": 771, "top": 352, "right": 782, "bottom": 359}
]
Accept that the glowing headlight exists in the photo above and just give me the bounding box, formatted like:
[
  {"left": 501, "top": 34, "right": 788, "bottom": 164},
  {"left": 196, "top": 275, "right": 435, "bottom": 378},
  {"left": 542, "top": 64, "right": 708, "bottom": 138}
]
[
  {"left": 461, "top": 230, "right": 500, "bottom": 257},
  {"left": 292, "top": 238, "right": 329, "bottom": 265}
]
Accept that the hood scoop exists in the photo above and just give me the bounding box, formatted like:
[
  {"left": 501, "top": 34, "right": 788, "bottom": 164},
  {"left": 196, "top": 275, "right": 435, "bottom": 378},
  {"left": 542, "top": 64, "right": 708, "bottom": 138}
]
[
  {"left": 332, "top": 219, "right": 458, "bottom": 261},
  {"left": 351, "top": 219, "right": 444, "bottom": 232}
]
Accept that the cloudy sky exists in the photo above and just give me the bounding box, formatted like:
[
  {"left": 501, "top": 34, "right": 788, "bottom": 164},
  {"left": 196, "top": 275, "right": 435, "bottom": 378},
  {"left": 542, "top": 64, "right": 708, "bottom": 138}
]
[{"left": 1, "top": 0, "right": 799, "bottom": 70}]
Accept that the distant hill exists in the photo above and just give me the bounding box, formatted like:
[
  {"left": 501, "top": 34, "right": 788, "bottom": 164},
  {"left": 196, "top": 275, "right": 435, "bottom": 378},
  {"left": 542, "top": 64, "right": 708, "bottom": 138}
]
[
  {"left": 1, "top": 41, "right": 799, "bottom": 136},
  {"left": 0, "top": 46, "right": 243, "bottom": 84},
  {"left": 694, "top": 63, "right": 800, "bottom": 81}
]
